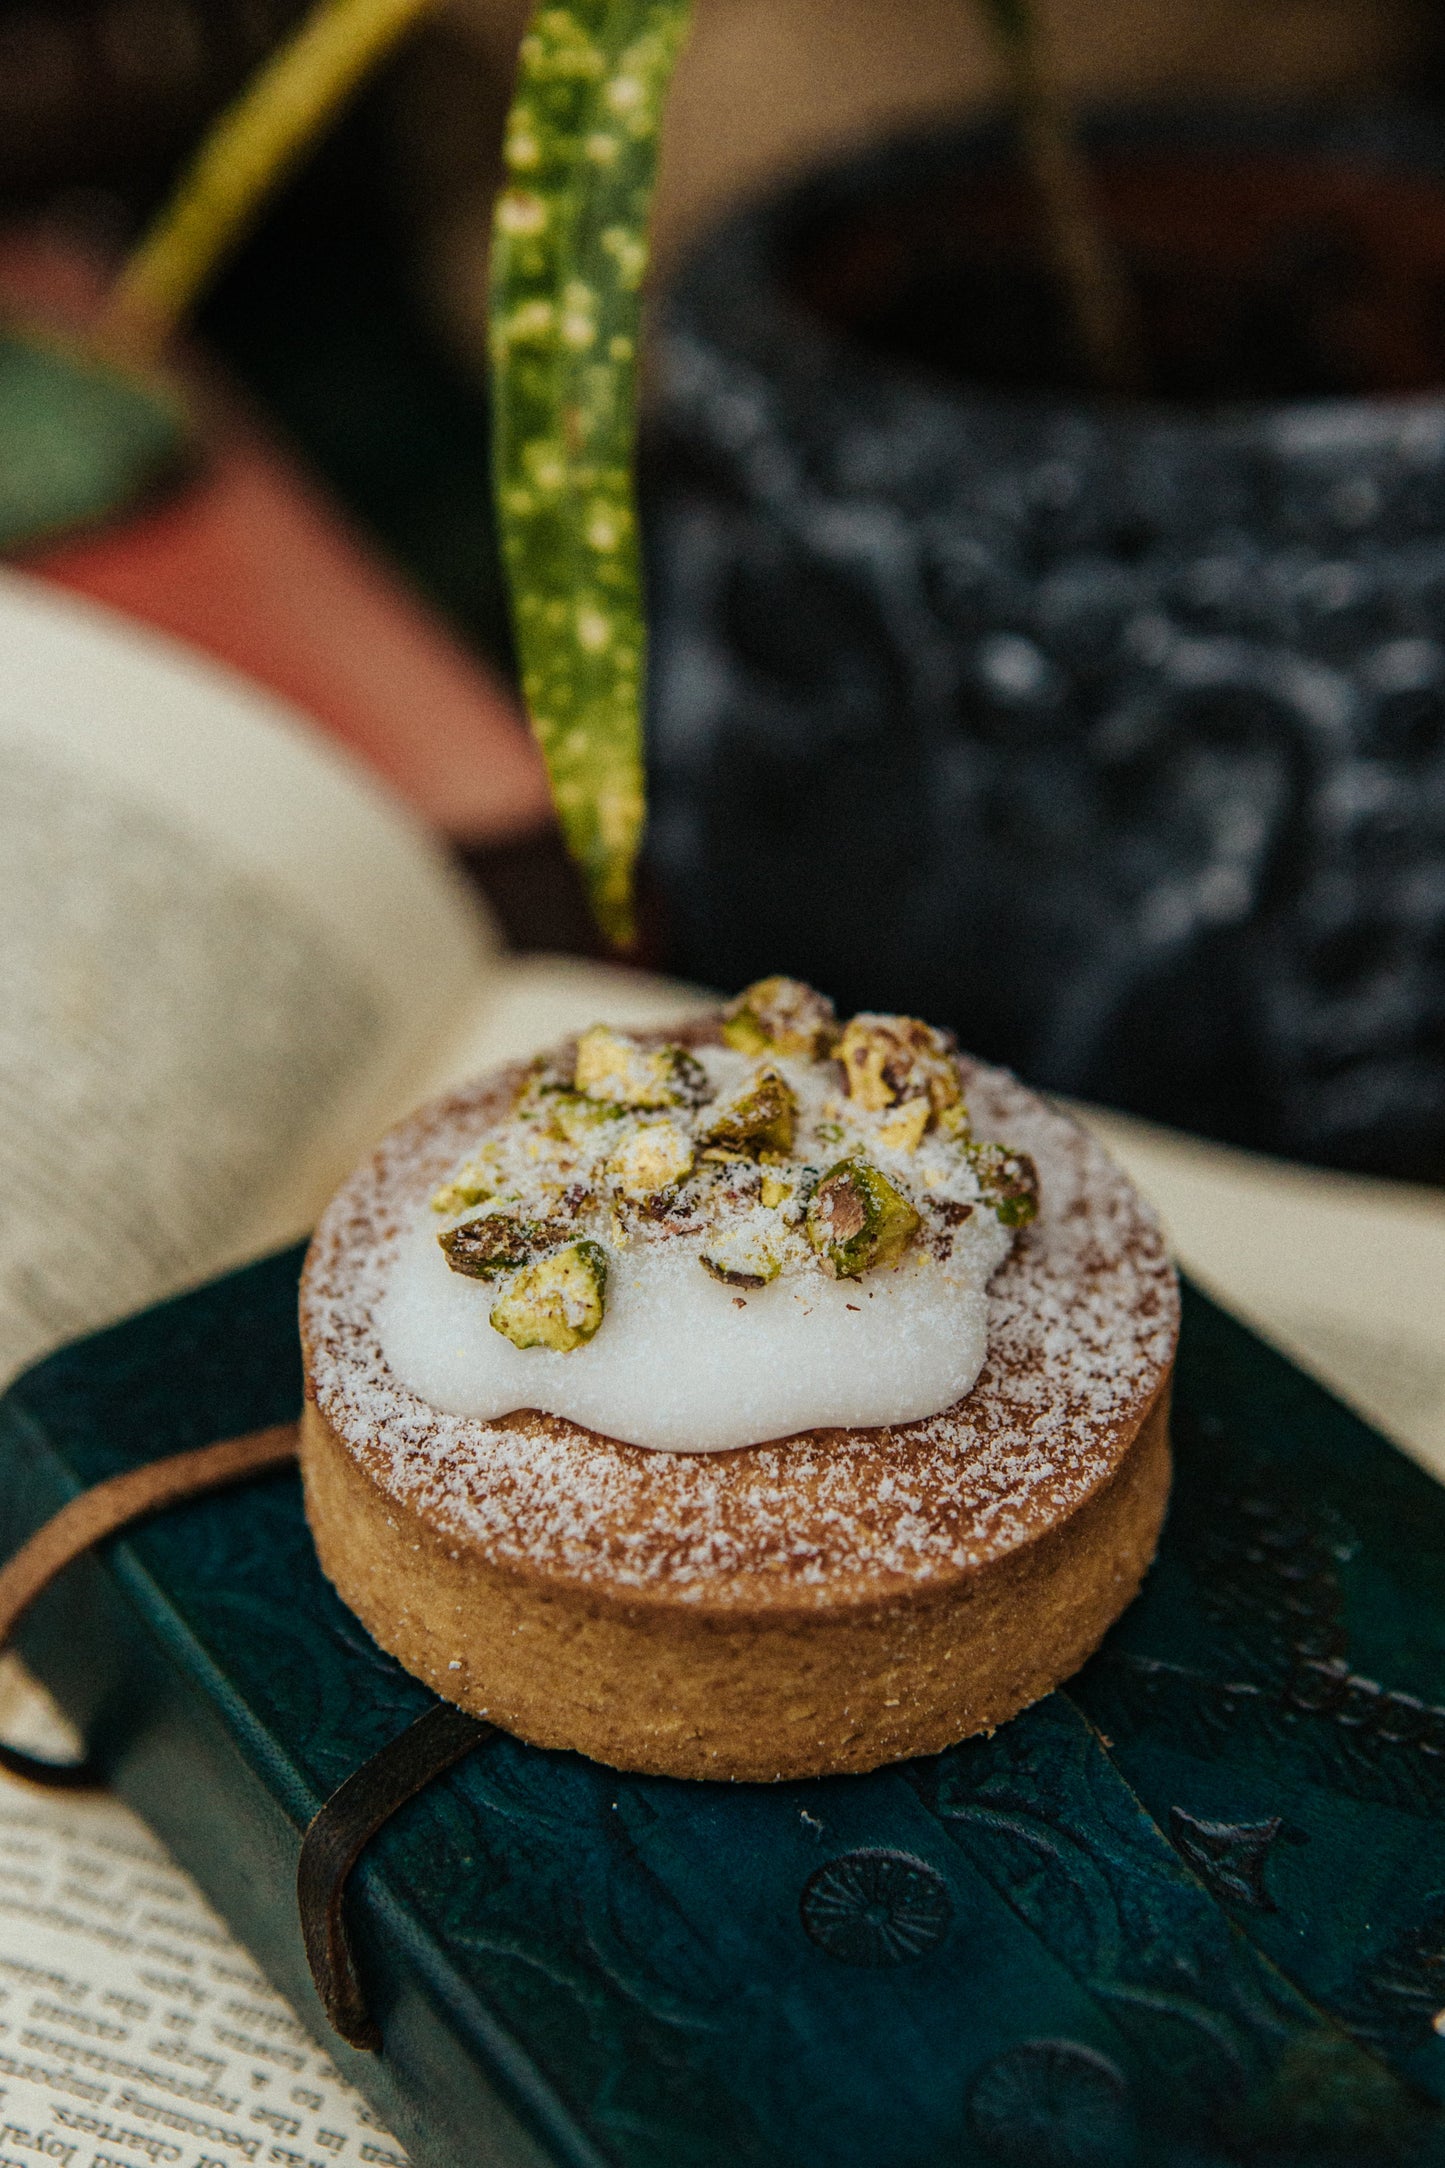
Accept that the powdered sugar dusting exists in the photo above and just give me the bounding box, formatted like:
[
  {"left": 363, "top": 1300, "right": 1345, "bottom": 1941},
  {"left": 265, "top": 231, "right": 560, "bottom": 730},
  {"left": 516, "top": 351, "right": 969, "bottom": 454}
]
[{"left": 301, "top": 1030, "right": 1178, "bottom": 1610}]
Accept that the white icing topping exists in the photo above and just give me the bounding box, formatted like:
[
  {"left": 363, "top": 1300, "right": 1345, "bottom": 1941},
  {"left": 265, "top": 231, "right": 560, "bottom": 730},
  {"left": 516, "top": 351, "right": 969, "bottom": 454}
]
[
  {"left": 380, "top": 1230, "right": 994, "bottom": 1452},
  {"left": 376, "top": 1041, "right": 1017, "bottom": 1452}
]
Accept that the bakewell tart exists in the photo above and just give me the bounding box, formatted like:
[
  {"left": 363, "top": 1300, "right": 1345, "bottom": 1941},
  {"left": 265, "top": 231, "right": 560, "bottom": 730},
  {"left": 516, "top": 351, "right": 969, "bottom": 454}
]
[{"left": 299, "top": 981, "right": 1178, "bottom": 1781}]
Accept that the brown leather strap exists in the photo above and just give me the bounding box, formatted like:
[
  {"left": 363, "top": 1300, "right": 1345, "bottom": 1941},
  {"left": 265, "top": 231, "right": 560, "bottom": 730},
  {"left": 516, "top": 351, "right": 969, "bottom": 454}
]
[
  {"left": 298, "top": 1700, "right": 495, "bottom": 2049},
  {"left": 0, "top": 1416, "right": 494, "bottom": 2054},
  {"left": 0, "top": 1423, "right": 299, "bottom": 1788}
]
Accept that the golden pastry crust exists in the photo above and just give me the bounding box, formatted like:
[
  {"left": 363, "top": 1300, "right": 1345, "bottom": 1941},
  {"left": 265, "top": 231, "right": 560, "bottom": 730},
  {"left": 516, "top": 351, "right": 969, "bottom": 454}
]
[{"left": 299, "top": 1024, "right": 1178, "bottom": 1780}]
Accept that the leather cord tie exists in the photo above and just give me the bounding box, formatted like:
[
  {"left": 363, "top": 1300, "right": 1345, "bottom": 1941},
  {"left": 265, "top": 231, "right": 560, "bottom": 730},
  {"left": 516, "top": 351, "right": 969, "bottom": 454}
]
[
  {"left": 0, "top": 1418, "right": 494, "bottom": 2054},
  {"left": 298, "top": 1701, "right": 495, "bottom": 2050},
  {"left": 0, "top": 1423, "right": 300, "bottom": 1787}
]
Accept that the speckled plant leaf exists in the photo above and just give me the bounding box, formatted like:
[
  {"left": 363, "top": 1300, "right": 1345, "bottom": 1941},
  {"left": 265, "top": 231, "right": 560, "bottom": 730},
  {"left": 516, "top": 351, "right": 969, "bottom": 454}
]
[
  {"left": 490, "top": 0, "right": 693, "bottom": 947},
  {"left": 0, "top": 327, "right": 189, "bottom": 554}
]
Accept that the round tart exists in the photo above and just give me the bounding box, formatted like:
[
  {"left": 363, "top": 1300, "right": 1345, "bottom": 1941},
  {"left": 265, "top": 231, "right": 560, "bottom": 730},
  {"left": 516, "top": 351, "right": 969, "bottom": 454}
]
[{"left": 299, "top": 1012, "right": 1177, "bottom": 1781}]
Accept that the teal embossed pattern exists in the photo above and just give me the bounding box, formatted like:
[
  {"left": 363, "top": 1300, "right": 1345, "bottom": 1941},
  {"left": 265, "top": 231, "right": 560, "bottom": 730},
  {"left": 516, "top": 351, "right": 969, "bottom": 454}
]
[
  {"left": 800, "top": 1850, "right": 954, "bottom": 1966},
  {"left": 2, "top": 1259, "right": 1445, "bottom": 2167}
]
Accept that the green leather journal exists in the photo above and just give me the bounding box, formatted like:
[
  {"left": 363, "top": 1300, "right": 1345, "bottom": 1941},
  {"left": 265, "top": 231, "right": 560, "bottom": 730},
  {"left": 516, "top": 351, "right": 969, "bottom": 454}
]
[{"left": 1, "top": 1245, "right": 1443, "bottom": 2168}]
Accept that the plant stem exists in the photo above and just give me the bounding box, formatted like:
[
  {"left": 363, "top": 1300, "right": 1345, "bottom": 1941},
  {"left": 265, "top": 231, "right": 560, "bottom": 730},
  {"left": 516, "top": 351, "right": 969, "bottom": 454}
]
[
  {"left": 490, "top": 0, "right": 694, "bottom": 949},
  {"left": 106, "top": 0, "right": 436, "bottom": 360},
  {"left": 980, "top": 0, "right": 1145, "bottom": 396}
]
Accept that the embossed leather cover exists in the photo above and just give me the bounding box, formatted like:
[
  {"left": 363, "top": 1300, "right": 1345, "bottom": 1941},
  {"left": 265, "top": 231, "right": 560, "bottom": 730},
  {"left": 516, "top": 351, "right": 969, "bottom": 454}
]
[{"left": 2, "top": 1247, "right": 1444, "bottom": 2167}]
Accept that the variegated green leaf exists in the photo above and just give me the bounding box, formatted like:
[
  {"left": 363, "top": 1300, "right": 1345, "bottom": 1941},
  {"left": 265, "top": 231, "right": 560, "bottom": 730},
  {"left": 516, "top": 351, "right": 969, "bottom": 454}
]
[{"left": 490, "top": 0, "right": 692, "bottom": 948}]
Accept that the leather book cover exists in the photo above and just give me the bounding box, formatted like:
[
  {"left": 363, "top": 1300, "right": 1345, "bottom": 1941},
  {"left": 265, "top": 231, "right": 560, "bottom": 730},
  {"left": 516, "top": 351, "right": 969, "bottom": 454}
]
[{"left": 1, "top": 1249, "right": 1444, "bottom": 2168}]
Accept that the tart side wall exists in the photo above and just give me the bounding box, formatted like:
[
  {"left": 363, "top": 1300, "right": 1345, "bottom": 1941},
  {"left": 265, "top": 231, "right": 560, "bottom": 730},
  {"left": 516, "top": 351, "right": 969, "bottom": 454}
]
[{"left": 298, "top": 1377, "right": 1172, "bottom": 1782}]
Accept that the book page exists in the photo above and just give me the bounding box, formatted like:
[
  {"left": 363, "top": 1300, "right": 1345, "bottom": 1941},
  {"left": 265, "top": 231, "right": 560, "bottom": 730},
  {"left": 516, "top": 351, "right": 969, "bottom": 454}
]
[
  {"left": 0, "top": 1662, "right": 406, "bottom": 2168},
  {"left": 1073, "top": 1103, "right": 1445, "bottom": 1483},
  {"left": 0, "top": 572, "right": 496, "bottom": 1391}
]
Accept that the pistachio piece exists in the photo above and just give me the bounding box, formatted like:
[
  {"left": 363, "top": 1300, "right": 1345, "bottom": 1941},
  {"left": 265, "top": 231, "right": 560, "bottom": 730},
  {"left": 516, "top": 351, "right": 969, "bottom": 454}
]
[
  {"left": 490, "top": 1239, "right": 608, "bottom": 1352},
  {"left": 935, "top": 1099, "right": 971, "bottom": 1142},
  {"left": 806, "top": 1157, "right": 921, "bottom": 1280},
  {"left": 838, "top": 1014, "right": 964, "bottom": 1124},
  {"left": 759, "top": 1173, "right": 790, "bottom": 1209},
  {"left": 544, "top": 1088, "right": 631, "bottom": 1147},
  {"left": 431, "top": 1153, "right": 497, "bottom": 1216},
  {"left": 970, "top": 1141, "right": 1040, "bottom": 1229},
  {"left": 699, "top": 1224, "right": 781, "bottom": 1288},
  {"left": 700, "top": 1064, "right": 797, "bottom": 1160},
  {"left": 722, "top": 976, "right": 837, "bottom": 1059},
  {"left": 512, "top": 1055, "right": 569, "bottom": 1112},
  {"left": 608, "top": 1120, "right": 695, "bottom": 1200},
  {"left": 574, "top": 1024, "right": 707, "bottom": 1109},
  {"left": 439, "top": 1214, "right": 568, "bottom": 1280},
  {"left": 876, "top": 1098, "right": 931, "bottom": 1155}
]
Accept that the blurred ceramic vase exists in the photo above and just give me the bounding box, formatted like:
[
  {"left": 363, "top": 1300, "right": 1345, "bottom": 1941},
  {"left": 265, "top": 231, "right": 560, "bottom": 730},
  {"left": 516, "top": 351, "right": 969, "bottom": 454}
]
[{"left": 646, "top": 108, "right": 1445, "bottom": 1183}]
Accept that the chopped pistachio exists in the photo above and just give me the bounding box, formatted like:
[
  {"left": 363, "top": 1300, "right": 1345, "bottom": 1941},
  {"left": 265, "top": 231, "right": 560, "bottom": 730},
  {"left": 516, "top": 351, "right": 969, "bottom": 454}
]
[
  {"left": 574, "top": 1024, "right": 707, "bottom": 1108},
  {"left": 513, "top": 1054, "right": 568, "bottom": 1106},
  {"left": 700, "top": 1064, "right": 797, "bottom": 1160},
  {"left": 543, "top": 1087, "right": 631, "bottom": 1147},
  {"left": 439, "top": 1213, "right": 568, "bottom": 1280},
  {"left": 431, "top": 1154, "right": 497, "bottom": 1216},
  {"left": 700, "top": 1256, "right": 779, "bottom": 1290},
  {"left": 877, "top": 1098, "right": 932, "bottom": 1154},
  {"left": 788, "top": 1166, "right": 822, "bottom": 1218},
  {"left": 806, "top": 1156, "right": 921, "bottom": 1280},
  {"left": 607, "top": 1120, "right": 694, "bottom": 1199},
  {"left": 969, "top": 1142, "right": 1040, "bottom": 1229},
  {"left": 838, "top": 1013, "right": 963, "bottom": 1115},
  {"left": 673, "top": 1047, "right": 711, "bottom": 1103},
  {"left": 719, "top": 1015, "right": 766, "bottom": 1055},
  {"left": 490, "top": 1239, "right": 608, "bottom": 1352},
  {"left": 759, "top": 1173, "right": 789, "bottom": 1209},
  {"left": 722, "top": 976, "right": 837, "bottom": 1059},
  {"left": 699, "top": 1225, "right": 781, "bottom": 1288}
]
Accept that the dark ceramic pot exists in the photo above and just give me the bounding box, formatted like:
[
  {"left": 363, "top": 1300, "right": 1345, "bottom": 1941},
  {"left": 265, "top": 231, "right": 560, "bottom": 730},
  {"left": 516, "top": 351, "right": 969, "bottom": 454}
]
[{"left": 646, "top": 108, "right": 1445, "bottom": 1181}]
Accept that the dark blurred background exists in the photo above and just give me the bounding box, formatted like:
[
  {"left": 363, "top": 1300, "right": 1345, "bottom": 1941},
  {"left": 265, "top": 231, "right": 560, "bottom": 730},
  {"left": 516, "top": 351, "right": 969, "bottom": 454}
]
[
  {"left": 4, "top": 0, "right": 1445, "bottom": 1180},
  {"left": 6, "top": 0, "right": 1441, "bottom": 680}
]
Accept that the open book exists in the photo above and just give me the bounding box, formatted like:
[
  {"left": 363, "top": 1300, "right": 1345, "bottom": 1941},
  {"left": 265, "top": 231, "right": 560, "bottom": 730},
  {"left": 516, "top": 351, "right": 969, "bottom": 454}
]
[{"left": 3, "top": 566, "right": 1444, "bottom": 2168}]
